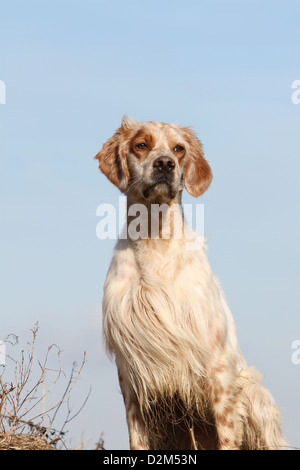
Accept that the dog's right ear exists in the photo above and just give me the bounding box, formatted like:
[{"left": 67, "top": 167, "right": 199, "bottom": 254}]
[{"left": 95, "top": 117, "right": 134, "bottom": 192}]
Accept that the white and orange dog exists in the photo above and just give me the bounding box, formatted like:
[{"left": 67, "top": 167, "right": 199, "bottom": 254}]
[{"left": 95, "top": 118, "right": 287, "bottom": 450}]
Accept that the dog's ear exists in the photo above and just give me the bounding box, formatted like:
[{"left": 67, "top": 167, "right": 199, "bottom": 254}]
[
  {"left": 95, "top": 117, "right": 134, "bottom": 192},
  {"left": 181, "top": 127, "right": 213, "bottom": 198}
]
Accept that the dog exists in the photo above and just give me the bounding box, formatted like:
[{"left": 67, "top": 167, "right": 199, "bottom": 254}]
[{"left": 95, "top": 117, "right": 288, "bottom": 450}]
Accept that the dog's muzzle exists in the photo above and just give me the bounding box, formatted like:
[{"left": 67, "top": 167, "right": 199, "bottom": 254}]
[{"left": 142, "top": 155, "right": 177, "bottom": 199}]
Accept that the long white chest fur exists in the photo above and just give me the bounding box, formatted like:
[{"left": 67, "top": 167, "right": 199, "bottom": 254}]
[{"left": 102, "top": 226, "right": 243, "bottom": 410}]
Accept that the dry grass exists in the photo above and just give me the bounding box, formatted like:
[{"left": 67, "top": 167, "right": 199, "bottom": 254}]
[
  {"left": 0, "top": 323, "right": 102, "bottom": 450},
  {"left": 0, "top": 432, "right": 56, "bottom": 450}
]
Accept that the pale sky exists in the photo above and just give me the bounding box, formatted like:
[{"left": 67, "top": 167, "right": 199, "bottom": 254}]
[{"left": 0, "top": 0, "right": 299, "bottom": 449}]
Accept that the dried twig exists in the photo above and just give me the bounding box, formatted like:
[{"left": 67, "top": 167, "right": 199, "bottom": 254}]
[{"left": 0, "top": 323, "right": 90, "bottom": 449}]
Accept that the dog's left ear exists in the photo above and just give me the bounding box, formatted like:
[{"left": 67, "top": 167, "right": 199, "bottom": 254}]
[{"left": 181, "top": 127, "right": 213, "bottom": 198}]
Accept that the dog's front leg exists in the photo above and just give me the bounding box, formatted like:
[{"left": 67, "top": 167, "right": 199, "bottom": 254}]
[
  {"left": 209, "top": 357, "right": 243, "bottom": 450},
  {"left": 117, "top": 368, "right": 150, "bottom": 450}
]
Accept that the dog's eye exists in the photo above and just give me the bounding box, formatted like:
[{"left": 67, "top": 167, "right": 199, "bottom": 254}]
[
  {"left": 135, "top": 143, "right": 148, "bottom": 150},
  {"left": 174, "top": 145, "right": 184, "bottom": 152}
]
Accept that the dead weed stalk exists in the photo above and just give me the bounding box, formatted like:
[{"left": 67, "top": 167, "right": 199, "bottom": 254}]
[{"left": 0, "top": 323, "right": 87, "bottom": 449}]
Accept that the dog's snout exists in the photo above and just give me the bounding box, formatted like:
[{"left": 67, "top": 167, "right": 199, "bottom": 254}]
[{"left": 153, "top": 156, "right": 175, "bottom": 173}]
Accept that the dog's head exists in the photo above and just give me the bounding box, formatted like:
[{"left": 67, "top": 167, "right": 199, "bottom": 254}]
[{"left": 95, "top": 117, "right": 212, "bottom": 202}]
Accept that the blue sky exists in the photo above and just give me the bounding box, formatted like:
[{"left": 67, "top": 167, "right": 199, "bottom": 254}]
[{"left": 0, "top": 0, "right": 299, "bottom": 449}]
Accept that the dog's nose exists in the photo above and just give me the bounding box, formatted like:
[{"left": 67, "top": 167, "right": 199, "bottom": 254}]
[{"left": 153, "top": 156, "right": 175, "bottom": 173}]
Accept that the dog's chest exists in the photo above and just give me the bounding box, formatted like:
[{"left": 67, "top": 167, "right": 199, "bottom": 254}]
[
  {"left": 103, "top": 239, "right": 228, "bottom": 401},
  {"left": 103, "top": 239, "right": 223, "bottom": 355}
]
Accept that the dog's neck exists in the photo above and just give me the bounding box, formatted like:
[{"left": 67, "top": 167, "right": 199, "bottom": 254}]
[{"left": 125, "top": 192, "right": 185, "bottom": 255}]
